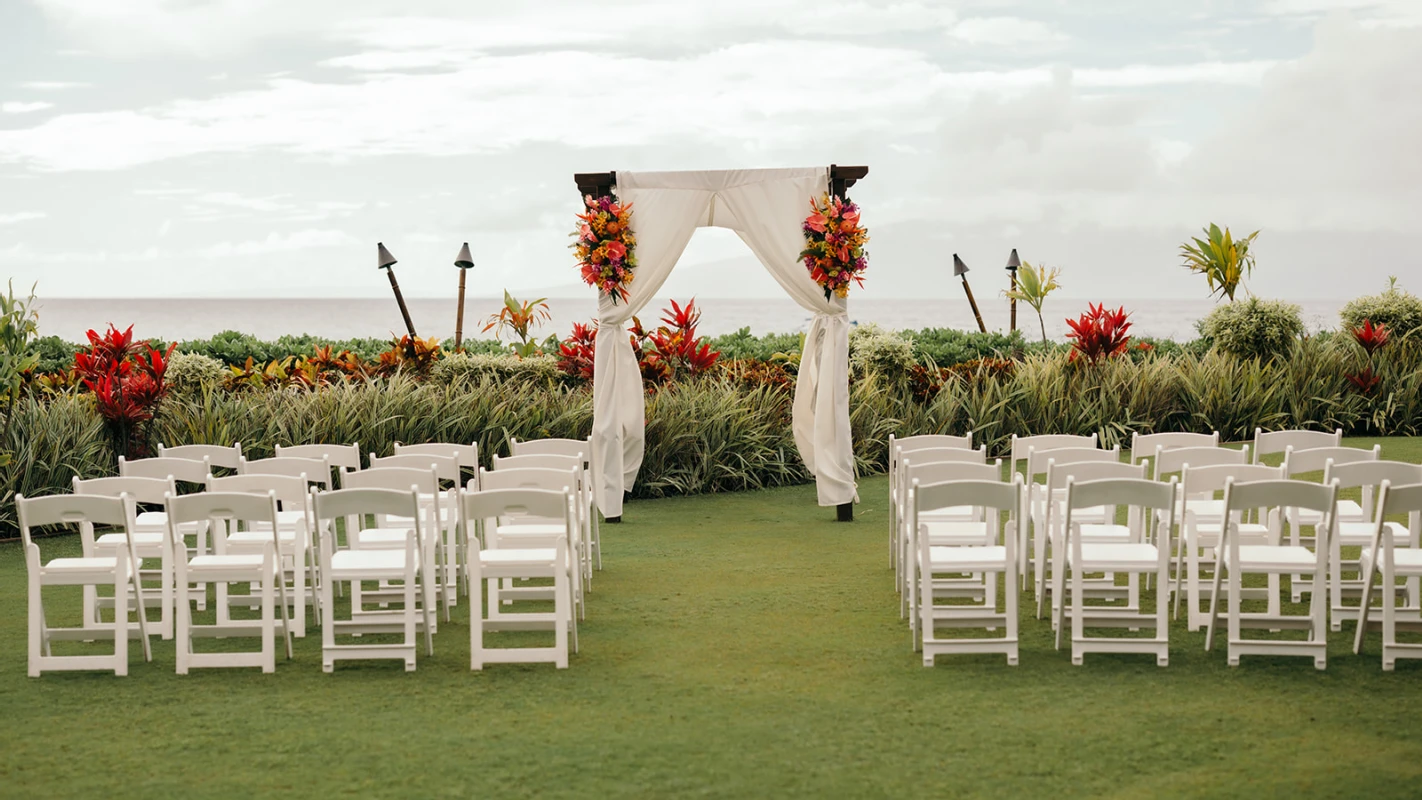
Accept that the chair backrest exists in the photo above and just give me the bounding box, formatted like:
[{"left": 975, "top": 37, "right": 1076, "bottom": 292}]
[
  {"left": 312, "top": 487, "right": 422, "bottom": 529},
  {"left": 158, "top": 442, "right": 242, "bottom": 470},
  {"left": 1154, "top": 445, "right": 1249, "bottom": 478},
  {"left": 118, "top": 455, "right": 211, "bottom": 485},
  {"left": 1028, "top": 446, "right": 1119, "bottom": 482},
  {"left": 1283, "top": 444, "right": 1380, "bottom": 478},
  {"left": 1130, "top": 431, "right": 1220, "bottom": 463},
  {"left": 1010, "top": 433, "right": 1097, "bottom": 470},
  {"left": 16, "top": 492, "right": 136, "bottom": 558},
  {"left": 166, "top": 490, "right": 281, "bottom": 554},
  {"left": 1223, "top": 478, "right": 1339, "bottom": 525},
  {"left": 72, "top": 475, "right": 175, "bottom": 506},
  {"left": 1180, "top": 463, "right": 1285, "bottom": 496},
  {"left": 475, "top": 466, "right": 578, "bottom": 494},
  {"left": 1325, "top": 460, "right": 1422, "bottom": 493},
  {"left": 274, "top": 442, "right": 361, "bottom": 472},
  {"left": 237, "top": 455, "right": 332, "bottom": 490},
  {"left": 207, "top": 473, "right": 312, "bottom": 506},
  {"left": 1252, "top": 427, "right": 1342, "bottom": 463},
  {"left": 492, "top": 453, "right": 583, "bottom": 471},
  {"left": 508, "top": 437, "right": 591, "bottom": 463},
  {"left": 394, "top": 442, "right": 480, "bottom": 470},
  {"left": 343, "top": 465, "right": 441, "bottom": 494},
  {"left": 903, "top": 458, "right": 1001, "bottom": 487},
  {"left": 1046, "top": 459, "right": 1144, "bottom": 492},
  {"left": 368, "top": 453, "right": 460, "bottom": 484}
]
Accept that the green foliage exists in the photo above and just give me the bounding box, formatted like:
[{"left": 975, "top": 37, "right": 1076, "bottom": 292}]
[
  {"left": 1179, "top": 223, "right": 1259, "bottom": 301},
  {"left": 708, "top": 327, "right": 805, "bottom": 362},
  {"left": 909, "top": 327, "right": 1025, "bottom": 367},
  {"left": 165, "top": 351, "right": 228, "bottom": 396},
  {"left": 1340, "top": 276, "right": 1422, "bottom": 339},
  {"left": 848, "top": 323, "right": 915, "bottom": 378},
  {"left": 1197, "top": 297, "right": 1305, "bottom": 361}
]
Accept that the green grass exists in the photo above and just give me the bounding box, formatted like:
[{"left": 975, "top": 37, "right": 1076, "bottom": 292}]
[{"left": 4, "top": 439, "right": 1422, "bottom": 797}]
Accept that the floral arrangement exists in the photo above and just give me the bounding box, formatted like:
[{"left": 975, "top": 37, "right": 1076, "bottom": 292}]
[
  {"left": 800, "top": 193, "right": 868, "bottom": 300},
  {"left": 574, "top": 194, "right": 637, "bottom": 304}
]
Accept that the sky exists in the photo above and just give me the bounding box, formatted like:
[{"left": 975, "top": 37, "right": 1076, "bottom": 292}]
[{"left": 1, "top": 0, "right": 1420, "bottom": 302}]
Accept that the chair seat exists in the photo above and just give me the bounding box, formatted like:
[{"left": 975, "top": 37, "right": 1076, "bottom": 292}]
[
  {"left": 1337, "top": 521, "right": 1409, "bottom": 546},
  {"left": 331, "top": 550, "right": 408, "bottom": 573},
  {"left": 927, "top": 545, "right": 1007, "bottom": 570},
  {"left": 480, "top": 548, "right": 558, "bottom": 565},
  {"left": 353, "top": 528, "right": 413, "bottom": 547},
  {"left": 920, "top": 521, "right": 990, "bottom": 545},
  {"left": 1223, "top": 545, "right": 1318, "bottom": 571},
  {"left": 1360, "top": 547, "right": 1422, "bottom": 575},
  {"left": 95, "top": 532, "right": 165, "bottom": 548},
  {"left": 190, "top": 554, "right": 267, "bottom": 569},
  {"left": 1073, "top": 542, "right": 1159, "bottom": 570}
]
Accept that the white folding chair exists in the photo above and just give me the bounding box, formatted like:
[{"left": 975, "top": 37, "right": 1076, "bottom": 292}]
[
  {"left": 206, "top": 473, "right": 318, "bottom": 636},
  {"left": 1035, "top": 458, "right": 1144, "bottom": 621},
  {"left": 1354, "top": 481, "right": 1422, "bottom": 670},
  {"left": 342, "top": 465, "right": 452, "bottom": 623},
  {"left": 1205, "top": 478, "right": 1338, "bottom": 669},
  {"left": 16, "top": 493, "right": 153, "bottom": 676},
  {"left": 912, "top": 476, "right": 1020, "bottom": 666},
  {"left": 1054, "top": 476, "right": 1177, "bottom": 666},
  {"left": 1282, "top": 444, "right": 1379, "bottom": 601},
  {"left": 1131, "top": 431, "right": 1221, "bottom": 479},
  {"left": 165, "top": 490, "right": 294, "bottom": 674},
  {"left": 1174, "top": 463, "right": 1284, "bottom": 632},
  {"left": 1252, "top": 428, "right": 1341, "bottom": 464},
  {"left": 158, "top": 442, "right": 243, "bottom": 471},
  {"left": 461, "top": 487, "right": 576, "bottom": 670},
  {"left": 275, "top": 442, "right": 361, "bottom": 489},
  {"left": 311, "top": 487, "right": 434, "bottom": 672},
  {"left": 72, "top": 475, "right": 178, "bottom": 640},
  {"left": 900, "top": 459, "right": 1002, "bottom": 632},
  {"left": 1327, "top": 461, "right": 1422, "bottom": 631}
]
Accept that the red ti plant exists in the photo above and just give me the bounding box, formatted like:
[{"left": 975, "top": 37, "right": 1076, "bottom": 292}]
[
  {"left": 73, "top": 325, "right": 176, "bottom": 458},
  {"left": 557, "top": 322, "right": 598, "bottom": 384},
  {"left": 1064, "top": 303, "right": 1133, "bottom": 364},
  {"left": 1351, "top": 319, "right": 1390, "bottom": 356}
]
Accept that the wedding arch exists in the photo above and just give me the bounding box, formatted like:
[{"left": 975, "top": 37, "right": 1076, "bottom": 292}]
[{"left": 571, "top": 165, "right": 869, "bottom": 522}]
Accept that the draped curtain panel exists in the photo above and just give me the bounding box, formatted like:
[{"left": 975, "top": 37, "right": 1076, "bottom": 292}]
[{"left": 592, "top": 168, "right": 859, "bottom": 516}]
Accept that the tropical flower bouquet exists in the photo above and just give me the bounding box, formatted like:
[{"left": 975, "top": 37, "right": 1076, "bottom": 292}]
[
  {"left": 800, "top": 193, "right": 868, "bottom": 300},
  {"left": 573, "top": 194, "right": 637, "bottom": 304}
]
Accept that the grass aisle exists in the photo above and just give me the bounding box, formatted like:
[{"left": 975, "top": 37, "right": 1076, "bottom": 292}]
[{"left": 2, "top": 440, "right": 1422, "bottom": 796}]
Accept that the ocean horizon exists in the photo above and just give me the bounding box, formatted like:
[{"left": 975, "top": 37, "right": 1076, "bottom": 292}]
[{"left": 31, "top": 296, "right": 1347, "bottom": 345}]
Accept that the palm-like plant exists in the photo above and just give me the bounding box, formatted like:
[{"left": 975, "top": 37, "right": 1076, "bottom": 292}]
[
  {"left": 1002, "top": 261, "right": 1062, "bottom": 343},
  {"left": 1180, "top": 223, "right": 1259, "bottom": 301}
]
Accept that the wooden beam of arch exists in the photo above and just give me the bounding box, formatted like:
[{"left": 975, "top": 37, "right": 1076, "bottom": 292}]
[{"left": 573, "top": 166, "right": 869, "bottom": 198}]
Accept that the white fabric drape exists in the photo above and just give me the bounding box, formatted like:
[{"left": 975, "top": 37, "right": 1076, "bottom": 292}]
[{"left": 592, "top": 168, "right": 858, "bottom": 516}]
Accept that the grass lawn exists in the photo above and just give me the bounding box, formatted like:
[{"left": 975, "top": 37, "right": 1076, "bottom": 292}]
[{"left": 3, "top": 436, "right": 1422, "bottom": 797}]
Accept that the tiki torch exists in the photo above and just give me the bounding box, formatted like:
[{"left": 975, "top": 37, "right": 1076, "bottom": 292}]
[
  {"left": 953, "top": 254, "right": 987, "bottom": 334},
  {"left": 377, "top": 242, "right": 418, "bottom": 357},
  {"left": 453, "top": 242, "right": 474, "bottom": 351},
  {"left": 1005, "top": 248, "right": 1021, "bottom": 333}
]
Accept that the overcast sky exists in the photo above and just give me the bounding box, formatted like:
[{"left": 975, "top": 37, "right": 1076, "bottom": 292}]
[{"left": 1, "top": 0, "right": 1420, "bottom": 302}]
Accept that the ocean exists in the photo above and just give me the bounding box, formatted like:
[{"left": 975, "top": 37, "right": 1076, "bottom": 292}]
[{"left": 31, "top": 296, "right": 1346, "bottom": 345}]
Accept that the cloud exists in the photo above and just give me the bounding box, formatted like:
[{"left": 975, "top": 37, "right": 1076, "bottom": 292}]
[
  {"left": 2, "top": 102, "right": 55, "bottom": 114},
  {"left": 0, "top": 211, "right": 47, "bottom": 225}
]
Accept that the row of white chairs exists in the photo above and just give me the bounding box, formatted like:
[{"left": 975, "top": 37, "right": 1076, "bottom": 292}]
[
  {"left": 890, "top": 429, "right": 1422, "bottom": 670},
  {"left": 18, "top": 436, "right": 603, "bottom": 676}
]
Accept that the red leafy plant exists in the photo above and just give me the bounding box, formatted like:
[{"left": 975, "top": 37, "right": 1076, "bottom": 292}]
[
  {"left": 72, "top": 325, "right": 175, "bottom": 458},
  {"left": 1065, "top": 304, "right": 1134, "bottom": 364},
  {"left": 1351, "top": 319, "right": 1390, "bottom": 356}
]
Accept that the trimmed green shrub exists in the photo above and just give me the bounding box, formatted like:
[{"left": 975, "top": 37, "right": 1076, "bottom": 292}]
[
  {"left": 1340, "top": 278, "right": 1422, "bottom": 339},
  {"left": 849, "top": 323, "right": 915, "bottom": 378},
  {"left": 1198, "top": 297, "right": 1305, "bottom": 361}
]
